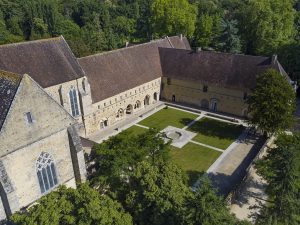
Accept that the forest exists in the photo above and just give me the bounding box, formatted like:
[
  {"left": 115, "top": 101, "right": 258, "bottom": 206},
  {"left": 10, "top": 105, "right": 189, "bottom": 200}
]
[{"left": 1, "top": 0, "right": 300, "bottom": 83}]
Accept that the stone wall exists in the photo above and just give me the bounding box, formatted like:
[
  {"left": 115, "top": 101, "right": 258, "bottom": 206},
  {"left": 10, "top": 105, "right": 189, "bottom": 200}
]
[
  {"left": 0, "top": 75, "right": 75, "bottom": 156},
  {"left": 1, "top": 129, "right": 76, "bottom": 209},
  {"left": 84, "top": 78, "right": 161, "bottom": 136},
  {"left": 45, "top": 76, "right": 93, "bottom": 136},
  {"left": 161, "top": 77, "right": 249, "bottom": 117}
]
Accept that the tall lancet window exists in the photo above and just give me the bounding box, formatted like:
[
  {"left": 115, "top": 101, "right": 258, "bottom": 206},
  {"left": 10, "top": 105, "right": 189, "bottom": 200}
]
[
  {"left": 69, "top": 88, "right": 80, "bottom": 117},
  {"left": 36, "top": 152, "right": 58, "bottom": 194}
]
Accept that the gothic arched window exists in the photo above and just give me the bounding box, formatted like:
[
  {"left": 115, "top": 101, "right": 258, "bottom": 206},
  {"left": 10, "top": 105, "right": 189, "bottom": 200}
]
[
  {"left": 36, "top": 152, "right": 58, "bottom": 194},
  {"left": 69, "top": 88, "right": 80, "bottom": 117}
]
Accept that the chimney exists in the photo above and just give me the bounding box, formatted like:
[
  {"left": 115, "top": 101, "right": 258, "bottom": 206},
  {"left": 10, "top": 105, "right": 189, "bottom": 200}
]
[
  {"left": 125, "top": 41, "right": 130, "bottom": 47},
  {"left": 180, "top": 34, "right": 183, "bottom": 40},
  {"left": 272, "top": 54, "right": 278, "bottom": 64}
]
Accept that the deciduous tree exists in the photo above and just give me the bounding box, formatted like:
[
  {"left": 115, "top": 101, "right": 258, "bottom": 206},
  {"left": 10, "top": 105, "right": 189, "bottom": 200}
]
[
  {"left": 10, "top": 183, "right": 133, "bottom": 225},
  {"left": 151, "top": 0, "right": 197, "bottom": 38},
  {"left": 247, "top": 69, "right": 296, "bottom": 135}
]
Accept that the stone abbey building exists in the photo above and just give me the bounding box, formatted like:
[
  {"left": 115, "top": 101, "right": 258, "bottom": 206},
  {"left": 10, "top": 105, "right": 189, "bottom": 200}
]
[{"left": 0, "top": 35, "right": 288, "bottom": 220}]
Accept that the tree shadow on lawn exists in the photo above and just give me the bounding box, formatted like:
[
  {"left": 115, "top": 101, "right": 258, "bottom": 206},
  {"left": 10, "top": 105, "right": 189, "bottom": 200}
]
[
  {"left": 184, "top": 118, "right": 244, "bottom": 140},
  {"left": 186, "top": 170, "right": 205, "bottom": 186}
]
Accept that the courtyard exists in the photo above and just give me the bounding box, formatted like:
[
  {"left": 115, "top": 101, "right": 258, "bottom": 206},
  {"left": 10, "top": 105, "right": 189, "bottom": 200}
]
[{"left": 124, "top": 106, "right": 245, "bottom": 184}]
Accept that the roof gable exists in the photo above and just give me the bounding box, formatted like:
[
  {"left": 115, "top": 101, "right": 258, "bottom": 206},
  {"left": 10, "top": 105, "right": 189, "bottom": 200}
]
[
  {"left": 0, "top": 36, "right": 85, "bottom": 88},
  {"left": 0, "top": 74, "right": 75, "bottom": 156}
]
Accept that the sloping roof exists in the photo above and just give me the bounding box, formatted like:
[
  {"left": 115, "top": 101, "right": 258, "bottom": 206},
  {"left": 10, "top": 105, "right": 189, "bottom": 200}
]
[
  {"left": 0, "top": 36, "right": 85, "bottom": 88},
  {"left": 159, "top": 48, "right": 282, "bottom": 90},
  {"left": 0, "top": 70, "right": 22, "bottom": 131},
  {"left": 79, "top": 36, "right": 190, "bottom": 103}
]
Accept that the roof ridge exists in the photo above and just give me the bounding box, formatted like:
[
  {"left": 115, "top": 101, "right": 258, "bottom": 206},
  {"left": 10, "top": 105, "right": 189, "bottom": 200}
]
[
  {"left": 159, "top": 47, "right": 270, "bottom": 59},
  {"left": 0, "top": 36, "right": 63, "bottom": 48},
  {"left": 0, "top": 69, "right": 23, "bottom": 82},
  {"left": 78, "top": 36, "right": 182, "bottom": 60}
]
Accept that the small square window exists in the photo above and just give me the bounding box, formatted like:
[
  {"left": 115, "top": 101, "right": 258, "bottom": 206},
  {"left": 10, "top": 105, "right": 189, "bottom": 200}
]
[
  {"left": 104, "top": 102, "right": 106, "bottom": 107},
  {"left": 26, "top": 112, "right": 33, "bottom": 124},
  {"left": 243, "top": 92, "right": 248, "bottom": 100},
  {"left": 203, "top": 85, "right": 208, "bottom": 93}
]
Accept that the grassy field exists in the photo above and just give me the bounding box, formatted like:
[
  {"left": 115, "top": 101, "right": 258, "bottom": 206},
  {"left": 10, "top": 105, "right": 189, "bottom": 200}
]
[
  {"left": 138, "top": 107, "right": 198, "bottom": 130},
  {"left": 125, "top": 125, "right": 148, "bottom": 135},
  {"left": 170, "top": 143, "right": 222, "bottom": 185},
  {"left": 188, "top": 118, "right": 244, "bottom": 150}
]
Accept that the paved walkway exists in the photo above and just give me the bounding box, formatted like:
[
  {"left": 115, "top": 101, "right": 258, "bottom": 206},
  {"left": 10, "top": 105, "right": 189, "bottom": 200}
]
[
  {"left": 190, "top": 140, "right": 223, "bottom": 152},
  {"left": 206, "top": 133, "right": 266, "bottom": 196},
  {"left": 230, "top": 168, "right": 268, "bottom": 223}
]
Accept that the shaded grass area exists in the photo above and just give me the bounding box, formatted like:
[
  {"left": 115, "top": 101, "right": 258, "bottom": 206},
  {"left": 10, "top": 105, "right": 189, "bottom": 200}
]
[
  {"left": 188, "top": 118, "right": 244, "bottom": 150},
  {"left": 125, "top": 125, "right": 148, "bottom": 135},
  {"left": 170, "top": 143, "right": 221, "bottom": 185},
  {"left": 138, "top": 107, "right": 198, "bottom": 130}
]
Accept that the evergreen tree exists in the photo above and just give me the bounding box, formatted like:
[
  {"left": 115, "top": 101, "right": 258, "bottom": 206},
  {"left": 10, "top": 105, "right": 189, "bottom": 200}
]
[{"left": 217, "top": 19, "right": 241, "bottom": 53}]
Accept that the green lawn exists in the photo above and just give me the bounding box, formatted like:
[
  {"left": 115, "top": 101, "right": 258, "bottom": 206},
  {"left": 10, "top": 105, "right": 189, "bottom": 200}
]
[
  {"left": 188, "top": 117, "right": 244, "bottom": 150},
  {"left": 138, "top": 107, "right": 198, "bottom": 130},
  {"left": 125, "top": 125, "right": 148, "bottom": 135},
  {"left": 170, "top": 143, "right": 221, "bottom": 185}
]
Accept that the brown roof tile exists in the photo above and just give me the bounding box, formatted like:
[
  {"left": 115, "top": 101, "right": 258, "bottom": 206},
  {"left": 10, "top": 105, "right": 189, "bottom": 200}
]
[
  {"left": 79, "top": 36, "right": 190, "bottom": 103},
  {"left": 159, "top": 48, "right": 282, "bottom": 90},
  {"left": 0, "top": 70, "right": 22, "bottom": 131},
  {"left": 0, "top": 36, "right": 85, "bottom": 88}
]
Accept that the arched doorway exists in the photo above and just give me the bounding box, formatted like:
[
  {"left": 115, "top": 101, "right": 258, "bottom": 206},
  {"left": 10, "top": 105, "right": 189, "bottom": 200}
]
[
  {"left": 201, "top": 99, "right": 209, "bottom": 109},
  {"left": 172, "top": 95, "right": 176, "bottom": 102},
  {"left": 126, "top": 104, "right": 133, "bottom": 114},
  {"left": 100, "top": 118, "right": 108, "bottom": 129},
  {"left": 116, "top": 108, "right": 124, "bottom": 119},
  {"left": 144, "top": 95, "right": 150, "bottom": 106},
  {"left": 210, "top": 99, "right": 218, "bottom": 112},
  {"left": 153, "top": 92, "right": 158, "bottom": 101},
  {"left": 134, "top": 100, "right": 141, "bottom": 109}
]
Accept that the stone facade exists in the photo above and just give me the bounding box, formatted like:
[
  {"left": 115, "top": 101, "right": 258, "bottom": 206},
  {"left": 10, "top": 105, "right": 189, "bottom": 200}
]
[
  {"left": 45, "top": 76, "right": 92, "bottom": 136},
  {"left": 0, "top": 74, "right": 85, "bottom": 219},
  {"left": 0, "top": 36, "right": 290, "bottom": 222},
  {"left": 83, "top": 78, "right": 161, "bottom": 136},
  {"left": 161, "top": 77, "right": 249, "bottom": 117}
]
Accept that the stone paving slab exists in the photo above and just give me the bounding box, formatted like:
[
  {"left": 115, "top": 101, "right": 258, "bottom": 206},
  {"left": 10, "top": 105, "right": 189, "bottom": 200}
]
[
  {"left": 161, "top": 126, "right": 197, "bottom": 148},
  {"left": 207, "top": 133, "right": 265, "bottom": 196}
]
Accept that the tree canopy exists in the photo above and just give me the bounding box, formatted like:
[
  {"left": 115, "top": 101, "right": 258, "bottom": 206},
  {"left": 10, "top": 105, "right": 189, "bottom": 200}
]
[
  {"left": 151, "top": 0, "right": 197, "bottom": 38},
  {"left": 10, "top": 183, "right": 133, "bottom": 225},
  {"left": 255, "top": 133, "right": 300, "bottom": 225},
  {"left": 1, "top": 0, "right": 300, "bottom": 84},
  {"left": 247, "top": 69, "right": 296, "bottom": 135}
]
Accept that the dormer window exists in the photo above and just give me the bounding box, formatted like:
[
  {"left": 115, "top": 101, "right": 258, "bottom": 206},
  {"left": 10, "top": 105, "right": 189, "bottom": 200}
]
[
  {"left": 203, "top": 85, "right": 208, "bottom": 92},
  {"left": 26, "top": 112, "right": 33, "bottom": 124}
]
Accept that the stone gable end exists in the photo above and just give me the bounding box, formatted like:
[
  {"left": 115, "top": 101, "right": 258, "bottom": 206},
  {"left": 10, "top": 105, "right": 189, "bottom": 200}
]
[{"left": 0, "top": 74, "right": 75, "bottom": 156}]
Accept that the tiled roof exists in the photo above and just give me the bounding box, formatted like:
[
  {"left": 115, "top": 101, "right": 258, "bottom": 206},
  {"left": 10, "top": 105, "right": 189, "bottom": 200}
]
[
  {"left": 159, "top": 48, "right": 282, "bottom": 90},
  {"left": 0, "top": 70, "right": 22, "bottom": 131},
  {"left": 0, "top": 36, "right": 85, "bottom": 88},
  {"left": 78, "top": 36, "right": 190, "bottom": 103}
]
